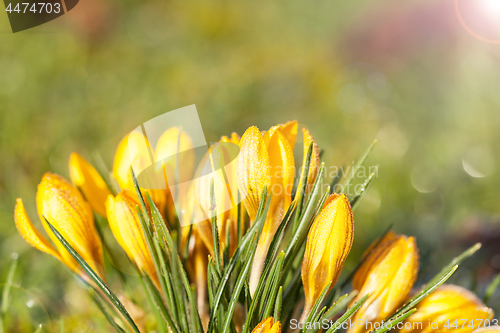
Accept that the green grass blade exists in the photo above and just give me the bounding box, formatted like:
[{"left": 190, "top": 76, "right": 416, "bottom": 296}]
[
  {"left": 301, "top": 282, "right": 332, "bottom": 333},
  {"left": 273, "top": 286, "right": 283, "bottom": 322},
  {"left": 140, "top": 274, "right": 180, "bottom": 333},
  {"left": 386, "top": 265, "right": 457, "bottom": 321},
  {"left": 207, "top": 188, "right": 270, "bottom": 333},
  {"left": 321, "top": 290, "right": 358, "bottom": 321},
  {"left": 426, "top": 243, "right": 481, "bottom": 288},
  {"left": 324, "top": 294, "right": 369, "bottom": 333},
  {"left": 261, "top": 252, "right": 285, "bottom": 320},
  {"left": 293, "top": 142, "right": 314, "bottom": 233},
  {"left": 145, "top": 192, "right": 203, "bottom": 332},
  {"left": 1, "top": 253, "right": 18, "bottom": 315},
  {"left": 221, "top": 214, "right": 264, "bottom": 333},
  {"left": 351, "top": 172, "right": 376, "bottom": 211},
  {"left": 484, "top": 270, "right": 500, "bottom": 303},
  {"left": 372, "top": 309, "right": 416, "bottom": 333},
  {"left": 284, "top": 163, "right": 326, "bottom": 272},
  {"left": 90, "top": 289, "right": 126, "bottom": 333},
  {"left": 45, "top": 218, "right": 141, "bottom": 333},
  {"left": 341, "top": 140, "right": 377, "bottom": 189}
]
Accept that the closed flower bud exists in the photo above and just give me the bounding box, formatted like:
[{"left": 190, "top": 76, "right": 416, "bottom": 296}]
[
  {"left": 191, "top": 132, "right": 245, "bottom": 257},
  {"left": 106, "top": 190, "right": 159, "bottom": 288},
  {"left": 69, "top": 152, "right": 112, "bottom": 217},
  {"left": 112, "top": 131, "right": 168, "bottom": 218},
  {"left": 400, "top": 285, "right": 494, "bottom": 333},
  {"left": 237, "top": 121, "right": 297, "bottom": 294},
  {"left": 348, "top": 231, "right": 419, "bottom": 333},
  {"left": 251, "top": 317, "right": 281, "bottom": 333},
  {"left": 301, "top": 194, "right": 354, "bottom": 319},
  {"left": 14, "top": 173, "right": 105, "bottom": 280}
]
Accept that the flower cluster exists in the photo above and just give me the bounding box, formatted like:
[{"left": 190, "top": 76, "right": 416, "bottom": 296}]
[{"left": 13, "top": 121, "right": 497, "bottom": 333}]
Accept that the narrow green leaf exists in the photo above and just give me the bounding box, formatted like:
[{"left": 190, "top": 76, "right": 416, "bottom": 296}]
[
  {"left": 140, "top": 273, "right": 180, "bottom": 333},
  {"left": 426, "top": 243, "right": 481, "bottom": 288},
  {"left": 261, "top": 252, "right": 285, "bottom": 319},
  {"left": 301, "top": 282, "right": 332, "bottom": 333},
  {"left": 484, "top": 270, "right": 500, "bottom": 303},
  {"left": 1, "top": 253, "right": 18, "bottom": 315},
  {"left": 351, "top": 172, "right": 376, "bottom": 211},
  {"left": 221, "top": 213, "right": 264, "bottom": 333},
  {"left": 135, "top": 207, "right": 171, "bottom": 301},
  {"left": 274, "top": 287, "right": 283, "bottom": 323},
  {"left": 45, "top": 219, "right": 141, "bottom": 333},
  {"left": 372, "top": 309, "right": 417, "bottom": 333},
  {"left": 284, "top": 163, "right": 326, "bottom": 273},
  {"left": 324, "top": 294, "right": 369, "bottom": 333},
  {"left": 145, "top": 192, "right": 202, "bottom": 332},
  {"left": 90, "top": 289, "right": 126, "bottom": 333},
  {"left": 341, "top": 139, "right": 377, "bottom": 190},
  {"left": 293, "top": 142, "right": 314, "bottom": 233},
  {"left": 207, "top": 188, "right": 270, "bottom": 333},
  {"left": 321, "top": 290, "right": 358, "bottom": 321},
  {"left": 386, "top": 265, "right": 457, "bottom": 321}
]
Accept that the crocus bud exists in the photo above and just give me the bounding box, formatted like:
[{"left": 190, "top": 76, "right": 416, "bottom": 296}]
[
  {"left": 112, "top": 131, "right": 167, "bottom": 218},
  {"left": 191, "top": 133, "right": 245, "bottom": 257},
  {"left": 348, "top": 231, "right": 419, "bottom": 333},
  {"left": 106, "top": 190, "right": 159, "bottom": 288},
  {"left": 14, "top": 173, "right": 105, "bottom": 280},
  {"left": 69, "top": 152, "right": 112, "bottom": 217},
  {"left": 301, "top": 194, "right": 354, "bottom": 320},
  {"left": 251, "top": 317, "right": 281, "bottom": 333},
  {"left": 400, "top": 285, "right": 494, "bottom": 333},
  {"left": 237, "top": 121, "right": 297, "bottom": 294}
]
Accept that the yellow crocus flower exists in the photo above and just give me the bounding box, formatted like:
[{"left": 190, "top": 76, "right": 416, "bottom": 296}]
[
  {"left": 112, "top": 131, "right": 168, "bottom": 218},
  {"left": 191, "top": 132, "right": 245, "bottom": 257},
  {"left": 14, "top": 173, "right": 105, "bottom": 280},
  {"left": 105, "top": 189, "right": 160, "bottom": 288},
  {"left": 348, "top": 231, "right": 419, "bottom": 333},
  {"left": 69, "top": 152, "right": 112, "bottom": 217},
  {"left": 301, "top": 194, "right": 354, "bottom": 319},
  {"left": 251, "top": 317, "right": 281, "bottom": 333},
  {"left": 400, "top": 285, "right": 494, "bottom": 333},
  {"left": 237, "top": 121, "right": 298, "bottom": 293}
]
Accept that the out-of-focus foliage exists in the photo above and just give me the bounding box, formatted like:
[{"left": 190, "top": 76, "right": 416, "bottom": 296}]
[{"left": 0, "top": 0, "right": 499, "bottom": 330}]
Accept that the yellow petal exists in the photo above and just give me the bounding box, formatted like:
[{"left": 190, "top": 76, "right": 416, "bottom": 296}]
[
  {"left": 14, "top": 199, "right": 62, "bottom": 261},
  {"left": 348, "top": 231, "right": 419, "bottom": 333},
  {"left": 401, "top": 284, "right": 494, "bottom": 333},
  {"left": 36, "top": 173, "right": 105, "bottom": 279},
  {"left": 250, "top": 128, "right": 295, "bottom": 294},
  {"left": 301, "top": 194, "right": 354, "bottom": 317},
  {"left": 106, "top": 190, "right": 159, "bottom": 288},
  {"left": 251, "top": 317, "right": 281, "bottom": 333},
  {"left": 237, "top": 126, "right": 271, "bottom": 221},
  {"left": 155, "top": 126, "right": 195, "bottom": 185},
  {"left": 263, "top": 121, "right": 298, "bottom": 150},
  {"left": 69, "top": 152, "right": 112, "bottom": 217},
  {"left": 113, "top": 131, "right": 151, "bottom": 190}
]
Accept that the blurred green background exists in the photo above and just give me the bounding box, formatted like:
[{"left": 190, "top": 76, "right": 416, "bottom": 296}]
[{"left": 1, "top": 0, "right": 500, "bottom": 331}]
